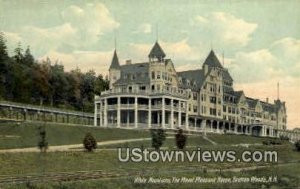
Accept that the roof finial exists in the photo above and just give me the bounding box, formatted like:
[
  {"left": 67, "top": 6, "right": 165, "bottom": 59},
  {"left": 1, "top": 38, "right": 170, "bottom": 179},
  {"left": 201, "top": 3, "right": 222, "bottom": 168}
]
[
  {"left": 277, "top": 82, "right": 280, "bottom": 100},
  {"left": 222, "top": 51, "right": 224, "bottom": 67},
  {"left": 156, "top": 23, "right": 158, "bottom": 42},
  {"left": 114, "top": 29, "right": 117, "bottom": 50}
]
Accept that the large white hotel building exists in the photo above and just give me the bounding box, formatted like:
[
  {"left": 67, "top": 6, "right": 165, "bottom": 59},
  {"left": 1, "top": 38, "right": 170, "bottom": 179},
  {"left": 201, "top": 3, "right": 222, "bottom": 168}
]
[{"left": 94, "top": 41, "right": 287, "bottom": 137}]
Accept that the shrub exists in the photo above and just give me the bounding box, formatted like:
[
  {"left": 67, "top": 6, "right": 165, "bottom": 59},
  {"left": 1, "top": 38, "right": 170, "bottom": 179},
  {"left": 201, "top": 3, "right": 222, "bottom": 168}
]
[
  {"left": 83, "top": 133, "right": 97, "bottom": 152},
  {"left": 280, "top": 135, "right": 289, "bottom": 141},
  {"left": 295, "top": 140, "right": 300, "bottom": 151},
  {"left": 175, "top": 128, "right": 187, "bottom": 149},
  {"left": 151, "top": 128, "right": 166, "bottom": 150},
  {"left": 38, "top": 126, "right": 48, "bottom": 153}
]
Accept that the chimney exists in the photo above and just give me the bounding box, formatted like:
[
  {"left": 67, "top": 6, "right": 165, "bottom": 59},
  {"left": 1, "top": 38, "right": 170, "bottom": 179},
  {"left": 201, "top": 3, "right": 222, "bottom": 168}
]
[
  {"left": 126, "top": 60, "right": 132, "bottom": 65},
  {"left": 266, "top": 97, "right": 269, "bottom": 103}
]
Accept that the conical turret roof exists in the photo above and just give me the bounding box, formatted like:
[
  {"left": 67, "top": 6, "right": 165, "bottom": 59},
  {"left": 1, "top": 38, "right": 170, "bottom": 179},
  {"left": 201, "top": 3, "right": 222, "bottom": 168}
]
[
  {"left": 148, "top": 41, "right": 166, "bottom": 60},
  {"left": 109, "top": 50, "right": 120, "bottom": 70},
  {"left": 203, "top": 50, "right": 223, "bottom": 68}
]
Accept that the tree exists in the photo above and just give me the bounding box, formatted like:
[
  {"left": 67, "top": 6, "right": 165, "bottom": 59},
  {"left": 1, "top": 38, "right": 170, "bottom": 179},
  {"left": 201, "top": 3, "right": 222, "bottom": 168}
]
[
  {"left": 0, "top": 32, "right": 9, "bottom": 98},
  {"left": 38, "top": 126, "right": 48, "bottom": 153},
  {"left": 83, "top": 133, "right": 97, "bottom": 152},
  {"left": 0, "top": 32, "right": 9, "bottom": 63},
  {"left": 23, "top": 46, "right": 35, "bottom": 66},
  {"left": 94, "top": 74, "right": 109, "bottom": 95},
  {"left": 175, "top": 128, "right": 187, "bottom": 149},
  {"left": 151, "top": 128, "right": 166, "bottom": 150},
  {"left": 13, "top": 42, "right": 23, "bottom": 64},
  {"left": 295, "top": 140, "right": 300, "bottom": 152}
]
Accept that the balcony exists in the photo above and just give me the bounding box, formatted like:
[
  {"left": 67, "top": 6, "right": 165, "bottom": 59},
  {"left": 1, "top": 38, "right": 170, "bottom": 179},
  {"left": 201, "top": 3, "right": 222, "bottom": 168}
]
[{"left": 99, "top": 88, "right": 189, "bottom": 99}]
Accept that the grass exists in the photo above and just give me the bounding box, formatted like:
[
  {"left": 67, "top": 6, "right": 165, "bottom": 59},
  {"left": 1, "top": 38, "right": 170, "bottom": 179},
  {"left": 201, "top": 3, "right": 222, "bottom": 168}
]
[
  {"left": 0, "top": 122, "right": 299, "bottom": 188},
  {"left": 0, "top": 122, "right": 149, "bottom": 149},
  {"left": 0, "top": 143, "right": 299, "bottom": 188}
]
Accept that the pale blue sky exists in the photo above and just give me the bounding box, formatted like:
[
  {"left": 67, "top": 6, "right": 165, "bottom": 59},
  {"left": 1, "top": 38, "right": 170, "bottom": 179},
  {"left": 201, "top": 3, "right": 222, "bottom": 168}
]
[{"left": 0, "top": 0, "right": 300, "bottom": 128}]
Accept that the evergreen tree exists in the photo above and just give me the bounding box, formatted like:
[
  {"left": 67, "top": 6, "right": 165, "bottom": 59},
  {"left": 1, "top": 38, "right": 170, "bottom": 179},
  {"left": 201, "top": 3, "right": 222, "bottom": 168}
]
[
  {"left": 151, "top": 128, "right": 166, "bottom": 150},
  {"left": 13, "top": 42, "right": 23, "bottom": 64},
  {"left": 23, "top": 46, "right": 34, "bottom": 66},
  {"left": 175, "top": 128, "right": 187, "bottom": 149},
  {"left": 0, "top": 32, "right": 9, "bottom": 63},
  {"left": 38, "top": 126, "right": 48, "bottom": 153}
]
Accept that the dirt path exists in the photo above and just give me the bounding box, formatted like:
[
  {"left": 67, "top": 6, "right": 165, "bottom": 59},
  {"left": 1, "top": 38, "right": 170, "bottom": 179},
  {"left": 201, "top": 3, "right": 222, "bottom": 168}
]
[
  {"left": 0, "top": 137, "right": 175, "bottom": 153},
  {"left": 0, "top": 138, "right": 153, "bottom": 153}
]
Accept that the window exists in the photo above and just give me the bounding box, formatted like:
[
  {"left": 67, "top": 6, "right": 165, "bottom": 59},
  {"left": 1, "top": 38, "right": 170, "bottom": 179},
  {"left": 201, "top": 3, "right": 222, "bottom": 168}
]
[
  {"left": 218, "top": 97, "right": 221, "bottom": 104},
  {"left": 193, "top": 106, "right": 197, "bottom": 113},
  {"left": 223, "top": 106, "right": 226, "bottom": 112},
  {"left": 139, "top": 86, "right": 146, "bottom": 90},
  {"left": 209, "top": 108, "right": 216, "bottom": 116},
  {"left": 151, "top": 72, "right": 155, "bottom": 79},
  {"left": 193, "top": 93, "right": 197, "bottom": 100},
  {"left": 210, "top": 96, "right": 216, "bottom": 104},
  {"left": 157, "top": 71, "right": 161, "bottom": 79}
]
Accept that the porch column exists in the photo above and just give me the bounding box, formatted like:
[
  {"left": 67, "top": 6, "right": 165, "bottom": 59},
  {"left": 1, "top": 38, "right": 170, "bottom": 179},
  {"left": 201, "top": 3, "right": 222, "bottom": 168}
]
[
  {"left": 185, "top": 101, "right": 189, "bottom": 130},
  {"left": 127, "top": 111, "right": 129, "bottom": 127},
  {"left": 234, "top": 124, "right": 238, "bottom": 134},
  {"left": 170, "top": 99, "right": 174, "bottom": 129},
  {"left": 194, "top": 118, "right": 197, "bottom": 130},
  {"left": 217, "top": 121, "right": 220, "bottom": 133},
  {"left": 99, "top": 102, "right": 102, "bottom": 126},
  {"left": 148, "top": 98, "right": 151, "bottom": 128},
  {"left": 117, "top": 96, "right": 121, "bottom": 128},
  {"left": 94, "top": 102, "right": 97, "bottom": 126},
  {"left": 178, "top": 101, "right": 181, "bottom": 127},
  {"left": 210, "top": 120, "right": 213, "bottom": 132},
  {"left": 134, "top": 96, "right": 138, "bottom": 128},
  {"left": 104, "top": 98, "right": 108, "bottom": 127},
  {"left": 162, "top": 97, "right": 165, "bottom": 128}
]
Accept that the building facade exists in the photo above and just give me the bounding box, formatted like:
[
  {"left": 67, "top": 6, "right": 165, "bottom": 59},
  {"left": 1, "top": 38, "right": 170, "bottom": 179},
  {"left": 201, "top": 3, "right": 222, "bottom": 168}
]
[{"left": 94, "top": 41, "right": 287, "bottom": 137}]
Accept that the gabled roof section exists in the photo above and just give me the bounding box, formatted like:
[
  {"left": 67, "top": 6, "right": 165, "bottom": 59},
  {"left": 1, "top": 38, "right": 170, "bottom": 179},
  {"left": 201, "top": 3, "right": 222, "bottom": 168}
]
[
  {"left": 148, "top": 41, "right": 166, "bottom": 59},
  {"left": 109, "top": 50, "right": 120, "bottom": 70},
  {"left": 260, "top": 101, "right": 276, "bottom": 113},
  {"left": 203, "top": 50, "right": 223, "bottom": 68},
  {"left": 223, "top": 69, "right": 233, "bottom": 82},
  {"left": 234, "top": 91, "right": 244, "bottom": 102},
  {"left": 177, "top": 69, "right": 205, "bottom": 91},
  {"left": 246, "top": 97, "right": 259, "bottom": 109},
  {"left": 114, "top": 62, "right": 150, "bottom": 86}
]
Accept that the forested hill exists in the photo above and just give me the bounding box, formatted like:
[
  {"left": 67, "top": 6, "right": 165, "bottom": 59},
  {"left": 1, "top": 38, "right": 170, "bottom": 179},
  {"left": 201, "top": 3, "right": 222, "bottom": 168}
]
[{"left": 0, "top": 32, "right": 109, "bottom": 113}]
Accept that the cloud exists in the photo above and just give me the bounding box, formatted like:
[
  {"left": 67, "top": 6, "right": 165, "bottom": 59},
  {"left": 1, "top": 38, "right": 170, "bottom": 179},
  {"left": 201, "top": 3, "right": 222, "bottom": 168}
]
[
  {"left": 39, "top": 50, "right": 113, "bottom": 76},
  {"left": 228, "top": 37, "right": 300, "bottom": 84},
  {"left": 127, "top": 39, "right": 202, "bottom": 63},
  {"left": 61, "top": 3, "right": 119, "bottom": 46},
  {"left": 133, "top": 24, "right": 152, "bottom": 34},
  {"left": 3, "top": 2, "right": 119, "bottom": 57},
  {"left": 229, "top": 49, "right": 278, "bottom": 83},
  {"left": 193, "top": 12, "right": 257, "bottom": 47},
  {"left": 269, "top": 37, "right": 300, "bottom": 77}
]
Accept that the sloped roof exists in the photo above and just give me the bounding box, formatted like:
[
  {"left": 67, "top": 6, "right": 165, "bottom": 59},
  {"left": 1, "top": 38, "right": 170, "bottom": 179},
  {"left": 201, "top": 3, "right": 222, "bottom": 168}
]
[
  {"left": 114, "top": 62, "right": 150, "bottom": 85},
  {"left": 109, "top": 50, "right": 120, "bottom": 70},
  {"left": 234, "top": 91, "right": 244, "bottom": 102},
  {"left": 177, "top": 69, "right": 205, "bottom": 91},
  {"left": 246, "top": 97, "right": 259, "bottom": 109},
  {"left": 260, "top": 101, "right": 276, "bottom": 113},
  {"left": 223, "top": 69, "right": 233, "bottom": 82},
  {"left": 148, "top": 41, "right": 166, "bottom": 59},
  {"left": 203, "top": 50, "right": 223, "bottom": 68}
]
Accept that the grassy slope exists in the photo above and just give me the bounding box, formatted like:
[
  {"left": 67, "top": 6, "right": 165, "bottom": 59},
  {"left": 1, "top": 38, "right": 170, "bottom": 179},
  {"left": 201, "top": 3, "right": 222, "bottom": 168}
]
[
  {"left": 0, "top": 122, "right": 149, "bottom": 149},
  {"left": 0, "top": 144, "right": 299, "bottom": 188}
]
